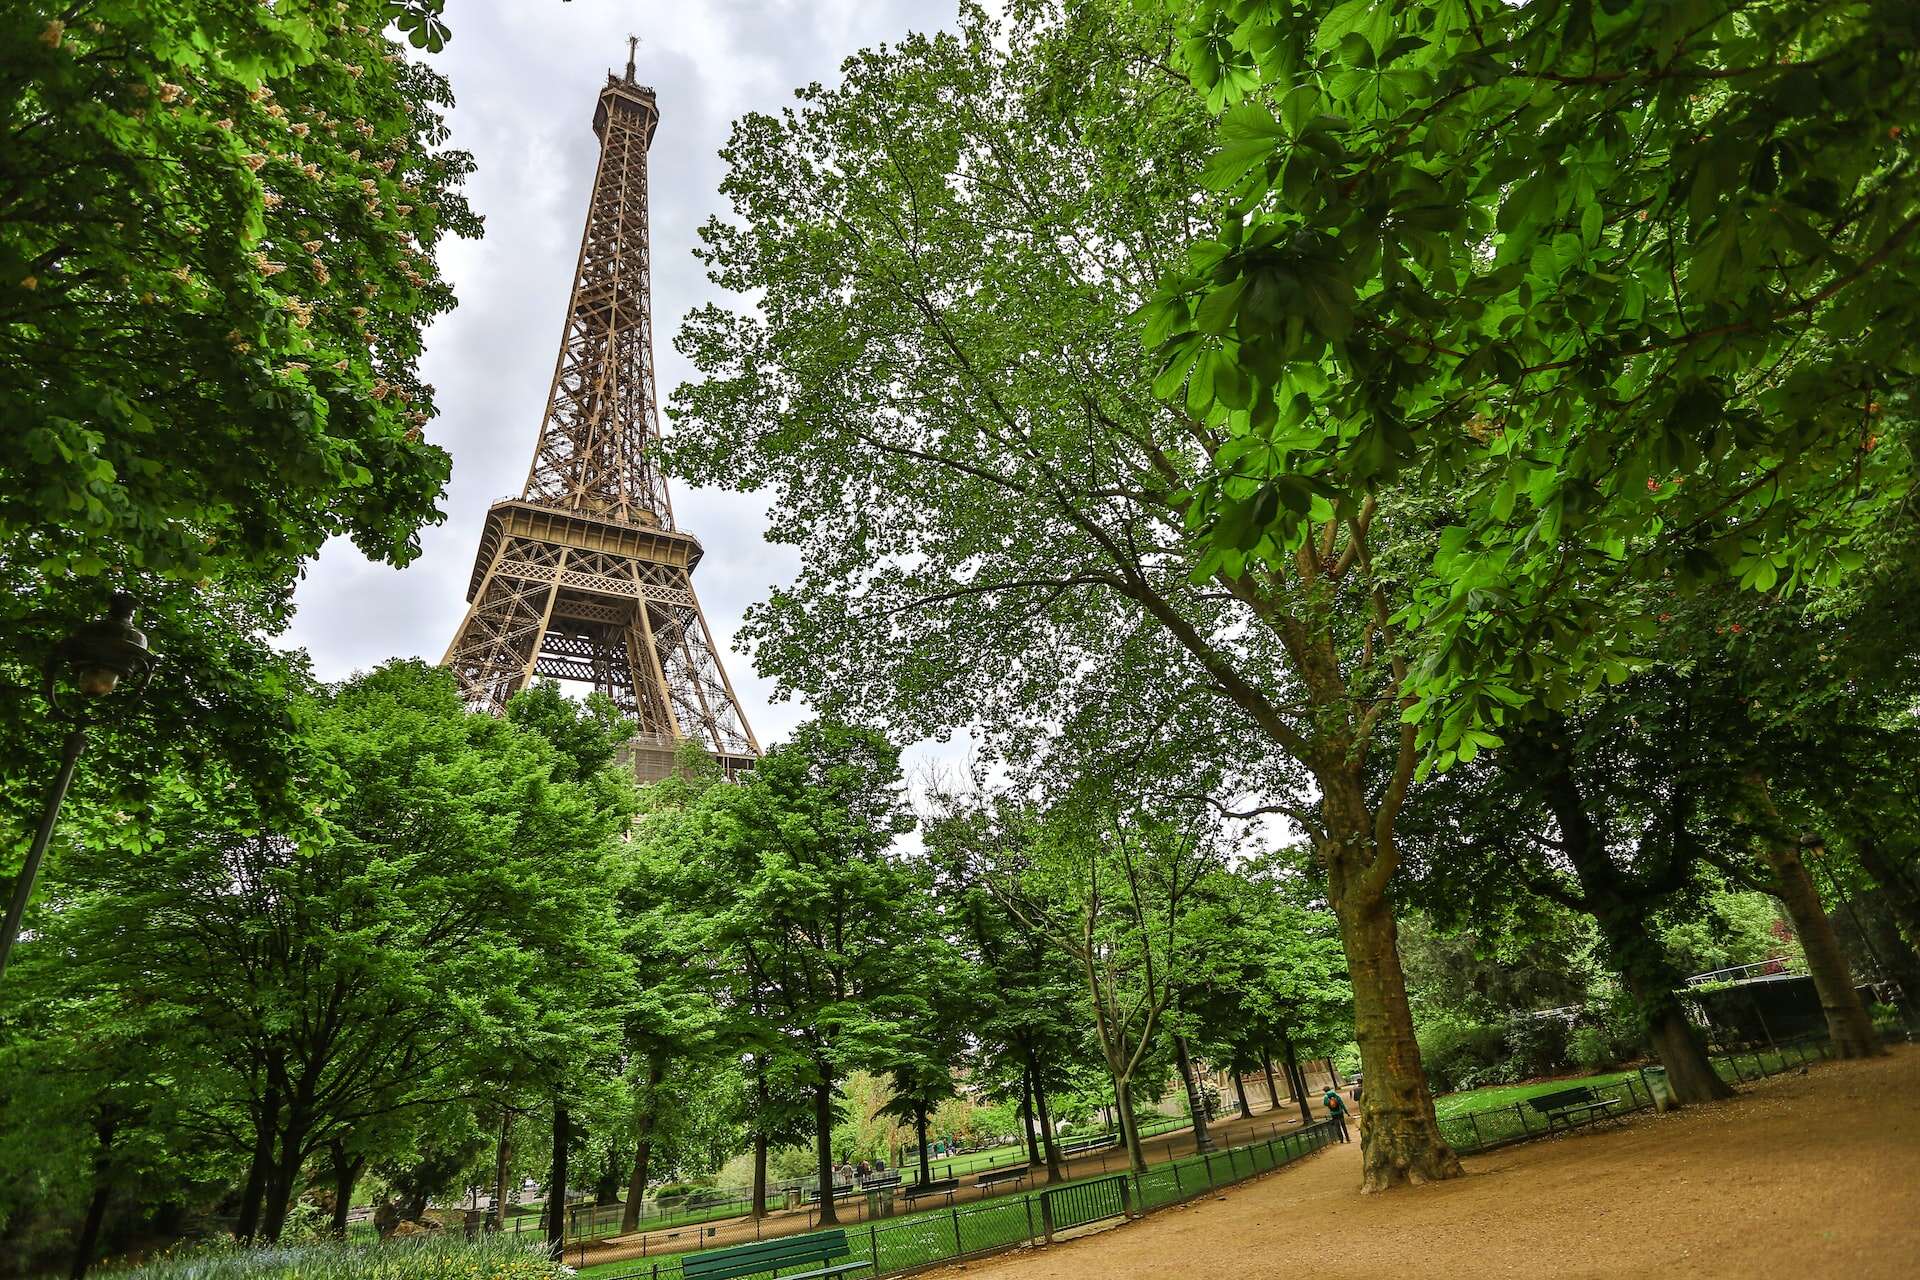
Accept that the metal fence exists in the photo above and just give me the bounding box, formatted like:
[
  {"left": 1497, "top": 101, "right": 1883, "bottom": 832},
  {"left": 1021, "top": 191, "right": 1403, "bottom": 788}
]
[
  {"left": 499, "top": 1192, "right": 787, "bottom": 1245},
  {"left": 594, "top": 1119, "right": 1339, "bottom": 1280},
  {"left": 900, "top": 1113, "right": 1188, "bottom": 1184},
  {"left": 1439, "top": 1032, "right": 1842, "bottom": 1155}
]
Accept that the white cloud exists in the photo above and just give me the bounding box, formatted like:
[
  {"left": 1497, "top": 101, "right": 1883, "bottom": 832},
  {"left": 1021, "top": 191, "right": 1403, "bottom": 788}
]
[{"left": 286, "top": 1, "right": 962, "bottom": 764}]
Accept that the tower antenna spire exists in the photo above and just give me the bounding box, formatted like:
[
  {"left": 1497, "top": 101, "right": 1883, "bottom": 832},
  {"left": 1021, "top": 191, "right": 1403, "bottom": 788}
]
[{"left": 624, "top": 34, "right": 638, "bottom": 83}]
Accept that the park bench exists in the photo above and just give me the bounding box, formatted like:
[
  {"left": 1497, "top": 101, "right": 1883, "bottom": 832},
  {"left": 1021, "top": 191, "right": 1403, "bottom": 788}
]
[
  {"left": 1058, "top": 1134, "right": 1113, "bottom": 1156},
  {"left": 681, "top": 1229, "right": 870, "bottom": 1280},
  {"left": 976, "top": 1166, "right": 1030, "bottom": 1194},
  {"left": 858, "top": 1171, "right": 902, "bottom": 1191},
  {"left": 901, "top": 1177, "right": 958, "bottom": 1209},
  {"left": 1526, "top": 1086, "right": 1623, "bottom": 1132},
  {"left": 800, "top": 1184, "right": 858, "bottom": 1206}
]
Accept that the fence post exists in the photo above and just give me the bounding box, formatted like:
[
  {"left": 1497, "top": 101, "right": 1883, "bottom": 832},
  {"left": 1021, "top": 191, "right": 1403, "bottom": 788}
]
[
  {"left": 1467, "top": 1112, "right": 1481, "bottom": 1149},
  {"left": 1200, "top": 1151, "right": 1213, "bottom": 1188},
  {"left": 1120, "top": 1173, "right": 1134, "bottom": 1217},
  {"left": 951, "top": 1205, "right": 962, "bottom": 1256},
  {"left": 1040, "top": 1189, "right": 1055, "bottom": 1244},
  {"left": 869, "top": 1222, "right": 878, "bottom": 1271},
  {"left": 1172, "top": 1159, "right": 1182, "bottom": 1193},
  {"left": 1024, "top": 1192, "right": 1035, "bottom": 1243}
]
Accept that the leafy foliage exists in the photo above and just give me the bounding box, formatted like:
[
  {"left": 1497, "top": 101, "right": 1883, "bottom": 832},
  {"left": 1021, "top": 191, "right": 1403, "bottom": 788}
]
[{"left": 1153, "top": 0, "right": 1920, "bottom": 760}]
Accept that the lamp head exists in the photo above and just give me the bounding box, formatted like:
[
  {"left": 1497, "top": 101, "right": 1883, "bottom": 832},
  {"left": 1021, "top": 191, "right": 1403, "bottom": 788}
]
[{"left": 48, "top": 593, "right": 155, "bottom": 707}]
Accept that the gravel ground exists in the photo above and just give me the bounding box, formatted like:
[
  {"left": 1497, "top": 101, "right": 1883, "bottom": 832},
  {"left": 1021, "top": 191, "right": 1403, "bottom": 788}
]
[{"left": 925, "top": 1044, "right": 1920, "bottom": 1280}]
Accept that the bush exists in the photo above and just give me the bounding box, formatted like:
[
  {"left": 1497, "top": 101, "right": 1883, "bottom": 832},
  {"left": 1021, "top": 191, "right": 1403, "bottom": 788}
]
[
  {"left": 1570, "top": 1025, "right": 1614, "bottom": 1072},
  {"left": 109, "top": 1235, "right": 565, "bottom": 1280},
  {"left": 1502, "top": 1015, "right": 1574, "bottom": 1080},
  {"left": 1419, "top": 1010, "right": 1594, "bottom": 1092},
  {"left": 1417, "top": 1012, "right": 1509, "bottom": 1092}
]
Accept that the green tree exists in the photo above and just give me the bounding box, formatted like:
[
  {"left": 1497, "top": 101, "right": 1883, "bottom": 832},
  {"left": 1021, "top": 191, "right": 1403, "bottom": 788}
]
[
  {"left": 502, "top": 682, "right": 640, "bottom": 1258},
  {"left": 1, "top": 662, "right": 633, "bottom": 1261},
  {"left": 682, "top": 720, "right": 921, "bottom": 1226},
  {"left": 975, "top": 796, "right": 1221, "bottom": 1175},
  {"left": 1161, "top": 0, "right": 1920, "bottom": 759},
  {"left": 2, "top": 1, "right": 479, "bottom": 1043},
  {"left": 610, "top": 747, "right": 735, "bottom": 1232},
  {"left": 2, "top": 2, "right": 475, "bottom": 601},
  {"left": 670, "top": 0, "right": 1459, "bottom": 1190},
  {"left": 1176, "top": 859, "right": 1348, "bottom": 1127},
  {"left": 925, "top": 789, "right": 1089, "bottom": 1183},
  {"left": 1398, "top": 694, "right": 1745, "bottom": 1103}
]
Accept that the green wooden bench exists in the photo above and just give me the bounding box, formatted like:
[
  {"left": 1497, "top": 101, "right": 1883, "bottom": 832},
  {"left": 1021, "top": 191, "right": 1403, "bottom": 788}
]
[
  {"left": 1058, "top": 1134, "right": 1113, "bottom": 1156},
  {"left": 680, "top": 1228, "right": 870, "bottom": 1280},
  {"left": 1526, "top": 1086, "right": 1622, "bottom": 1132},
  {"left": 975, "top": 1166, "right": 1030, "bottom": 1193},
  {"left": 901, "top": 1177, "right": 958, "bottom": 1209}
]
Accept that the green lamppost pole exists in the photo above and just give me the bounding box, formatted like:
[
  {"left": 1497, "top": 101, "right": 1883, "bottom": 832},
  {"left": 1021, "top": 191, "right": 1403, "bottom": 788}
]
[{"left": 0, "top": 592, "right": 156, "bottom": 984}]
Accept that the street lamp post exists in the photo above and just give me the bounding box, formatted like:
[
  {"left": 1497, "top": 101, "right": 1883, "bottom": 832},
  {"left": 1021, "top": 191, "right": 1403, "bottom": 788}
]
[{"left": 0, "top": 593, "right": 156, "bottom": 984}]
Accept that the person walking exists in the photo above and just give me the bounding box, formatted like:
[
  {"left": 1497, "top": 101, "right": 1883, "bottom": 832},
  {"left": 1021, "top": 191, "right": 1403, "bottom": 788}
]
[{"left": 1322, "top": 1087, "right": 1352, "bottom": 1143}]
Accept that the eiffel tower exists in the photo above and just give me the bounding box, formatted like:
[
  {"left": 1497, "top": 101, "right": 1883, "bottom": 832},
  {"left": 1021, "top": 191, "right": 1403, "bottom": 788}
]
[{"left": 443, "top": 41, "right": 758, "bottom": 781}]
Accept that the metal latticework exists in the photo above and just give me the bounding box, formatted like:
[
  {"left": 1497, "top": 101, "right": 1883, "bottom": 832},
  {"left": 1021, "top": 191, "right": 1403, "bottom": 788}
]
[{"left": 443, "top": 50, "right": 757, "bottom": 780}]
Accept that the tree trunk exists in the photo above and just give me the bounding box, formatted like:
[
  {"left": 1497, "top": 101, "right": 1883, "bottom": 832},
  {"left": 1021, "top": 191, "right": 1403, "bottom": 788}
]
[
  {"left": 545, "top": 1102, "right": 570, "bottom": 1261},
  {"left": 1172, "top": 1034, "right": 1214, "bottom": 1150},
  {"left": 1260, "top": 1049, "right": 1282, "bottom": 1110},
  {"left": 492, "top": 1110, "right": 513, "bottom": 1229},
  {"left": 1112, "top": 1074, "right": 1147, "bottom": 1175},
  {"left": 913, "top": 1101, "right": 931, "bottom": 1186},
  {"left": 328, "top": 1140, "right": 363, "bottom": 1238},
  {"left": 1524, "top": 722, "right": 1734, "bottom": 1105},
  {"left": 1589, "top": 901, "right": 1732, "bottom": 1105},
  {"left": 70, "top": 1112, "right": 116, "bottom": 1280},
  {"left": 1757, "top": 832, "right": 1881, "bottom": 1057},
  {"left": 261, "top": 1112, "right": 308, "bottom": 1243},
  {"left": 1018, "top": 1065, "right": 1042, "bottom": 1165},
  {"left": 235, "top": 1084, "right": 280, "bottom": 1243},
  {"left": 1280, "top": 1035, "right": 1315, "bottom": 1127},
  {"left": 1036, "top": 1074, "right": 1067, "bottom": 1182},
  {"left": 1229, "top": 1066, "right": 1253, "bottom": 1120},
  {"left": 751, "top": 1130, "right": 769, "bottom": 1219},
  {"left": 812, "top": 1076, "right": 839, "bottom": 1227},
  {"left": 620, "top": 1055, "right": 666, "bottom": 1233},
  {"left": 1640, "top": 983, "right": 1735, "bottom": 1104},
  {"left": 1326, "top": 1058, "right": 1342, "bottom": 1088},
  {"left": 1321, "top": 768, "right": 1462, "bottom": 1191},
  {"left": 1851, "top": 830, "right": 1920, "bottom": 954},
  {"left": 1617, "top": 934, "right": 1735, "bottom": 1103},
  {"left": 1328, "top": 864, "right": 1462, "bottom": 1189}
]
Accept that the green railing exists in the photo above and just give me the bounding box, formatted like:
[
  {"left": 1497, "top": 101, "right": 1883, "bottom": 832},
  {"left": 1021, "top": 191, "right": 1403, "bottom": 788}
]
[
  {"left": 1439, "top": 1031, "right": 1844, "bottom": 1155},
  {"left": 587, "top": 1120, "right": 1339, "bottom": 1280}
]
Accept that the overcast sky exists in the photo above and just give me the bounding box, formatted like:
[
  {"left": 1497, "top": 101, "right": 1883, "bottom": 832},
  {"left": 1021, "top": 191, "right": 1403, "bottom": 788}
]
[{"left": 285, "top": 1, "right": 965, "bottom": 764}]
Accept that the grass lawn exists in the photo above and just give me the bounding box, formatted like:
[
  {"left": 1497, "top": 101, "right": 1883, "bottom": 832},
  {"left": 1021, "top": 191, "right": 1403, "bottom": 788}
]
[{"left": 1432, "top": 1069, "right": 1638, "bottom": 1121}]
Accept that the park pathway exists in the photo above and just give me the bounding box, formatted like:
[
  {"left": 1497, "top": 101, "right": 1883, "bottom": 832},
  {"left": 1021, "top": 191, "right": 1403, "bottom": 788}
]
[{"left": 929, "top": 1045, "right": 1920, "bottom": 1280}]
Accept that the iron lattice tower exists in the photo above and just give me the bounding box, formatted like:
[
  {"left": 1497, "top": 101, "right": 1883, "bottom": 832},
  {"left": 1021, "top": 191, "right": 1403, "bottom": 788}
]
[{"left": 443, "top": 45, "right": 758, "bottom": 780}]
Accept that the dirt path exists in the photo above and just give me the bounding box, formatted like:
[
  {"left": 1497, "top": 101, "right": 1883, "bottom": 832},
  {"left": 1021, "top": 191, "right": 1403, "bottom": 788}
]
[{"left": 927, "top": 1046, "right": 1920, "bottom": 1280}]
